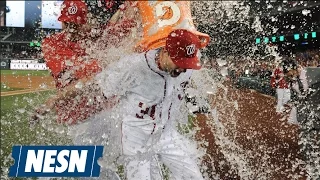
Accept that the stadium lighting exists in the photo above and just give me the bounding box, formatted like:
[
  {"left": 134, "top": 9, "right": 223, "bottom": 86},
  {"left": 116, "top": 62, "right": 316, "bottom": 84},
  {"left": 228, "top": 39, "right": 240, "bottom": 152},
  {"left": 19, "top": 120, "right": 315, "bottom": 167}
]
[
  {"left": 255, "top": 38, "right": 261, "bottom": 44},
  {"left": 294, "top": 34, "right": 300, "bottom": 40},
  {"left": 279, "top": 36, "right": 284, "bottom": 41},
  {"left": 311, "top": 32, "right": 316, "bottom": 38}
]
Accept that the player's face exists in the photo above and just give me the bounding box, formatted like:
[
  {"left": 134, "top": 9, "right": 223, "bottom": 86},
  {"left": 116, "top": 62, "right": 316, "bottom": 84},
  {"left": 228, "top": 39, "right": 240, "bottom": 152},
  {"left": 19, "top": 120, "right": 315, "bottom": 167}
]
[{"left": 161, "top": 50, "right": 187, "bottom": 77}]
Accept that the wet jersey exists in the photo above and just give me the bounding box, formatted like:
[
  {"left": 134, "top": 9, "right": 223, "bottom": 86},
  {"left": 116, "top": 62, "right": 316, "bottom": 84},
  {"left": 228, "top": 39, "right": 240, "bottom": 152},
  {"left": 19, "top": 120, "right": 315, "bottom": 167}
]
[
  {"left": 42, "top": 32, "right": 101, "bottom": 89},
  {"left": 42, "top": 32, "right": 102, "bottom": 124},
  {"left": 271, "top": 67, "right": 289, "bottom": 89},
  {"left": 42, "top": 16, "right": 136, "bottom": 124},
  {"left": 70, "top": 49, "right": 203, "bottom": 180},
  {"left": 95, "top": 49, "right": 192, "bottom": 154}
]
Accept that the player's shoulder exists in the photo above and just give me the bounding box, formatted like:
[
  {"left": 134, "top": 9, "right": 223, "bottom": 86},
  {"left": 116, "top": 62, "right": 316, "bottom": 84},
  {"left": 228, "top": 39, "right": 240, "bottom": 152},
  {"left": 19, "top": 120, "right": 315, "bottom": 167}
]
[
  {"left": 120, "top": 52, "right": 145, "bottom": 60},
  {"left": 118, "top": 52, "right": 148, "bottom": 67}
]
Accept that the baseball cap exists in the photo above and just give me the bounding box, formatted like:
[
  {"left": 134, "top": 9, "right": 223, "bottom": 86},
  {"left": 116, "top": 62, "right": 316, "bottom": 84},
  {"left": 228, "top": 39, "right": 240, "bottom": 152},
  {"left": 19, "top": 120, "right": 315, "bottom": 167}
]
[
  {"left": 58, "top": 0, "right": 88, "bottom": 24},
  {"left": 165, "top": 29, "right": 203, "bottom": 70}
]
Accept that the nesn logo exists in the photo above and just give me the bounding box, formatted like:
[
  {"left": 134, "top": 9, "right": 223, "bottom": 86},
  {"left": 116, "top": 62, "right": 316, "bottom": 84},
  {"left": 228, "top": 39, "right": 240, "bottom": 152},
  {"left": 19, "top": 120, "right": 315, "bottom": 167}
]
[{"left": 9, "top": 146, "right": 103, "bottom": 177}]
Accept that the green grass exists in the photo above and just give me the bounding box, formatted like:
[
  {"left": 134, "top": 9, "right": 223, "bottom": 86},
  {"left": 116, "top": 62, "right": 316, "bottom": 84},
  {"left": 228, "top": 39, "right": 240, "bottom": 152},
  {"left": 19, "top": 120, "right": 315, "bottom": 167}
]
[
  {"left": 178, "top": 115, "right": 196, "bottom": 135},
  {"left": 0, "top": 90, "right": 72, "bottom": 179},
  {"left": 0, "top": 70, "right": 50, "bottom": 76}
]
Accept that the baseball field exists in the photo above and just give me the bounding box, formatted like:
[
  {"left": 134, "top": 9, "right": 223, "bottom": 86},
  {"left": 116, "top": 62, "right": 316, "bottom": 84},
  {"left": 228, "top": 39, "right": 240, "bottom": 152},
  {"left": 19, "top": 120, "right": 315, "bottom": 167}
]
[
  {"left": 0, "top": 70, "right": 306, "bottom": 179},
  {"left": 0, "top": 70, "right": 72, "bottom": 178}
]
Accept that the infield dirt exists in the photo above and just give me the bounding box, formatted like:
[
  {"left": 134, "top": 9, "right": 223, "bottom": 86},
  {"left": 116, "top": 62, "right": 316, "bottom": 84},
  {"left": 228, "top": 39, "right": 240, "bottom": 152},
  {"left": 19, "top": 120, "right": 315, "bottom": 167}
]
[
  {"left": 1, "top": 75, "right": 55, "bottom": 96},
  {"left": 195, "top": 85, "right": 304, "bottom": 179}
]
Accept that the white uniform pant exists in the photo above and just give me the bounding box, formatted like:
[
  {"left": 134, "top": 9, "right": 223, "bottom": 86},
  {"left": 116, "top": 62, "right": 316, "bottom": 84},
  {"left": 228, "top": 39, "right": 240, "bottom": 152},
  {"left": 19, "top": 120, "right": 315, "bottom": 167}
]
[
  {"left": 276, "top": 88, "right": 291, "bottom": 113},
  {"left": 122, "top": 118, "right": 204, "bottom": 180},
  {"left": 288, "top": 106, "right": 299, "bottom": 125}
]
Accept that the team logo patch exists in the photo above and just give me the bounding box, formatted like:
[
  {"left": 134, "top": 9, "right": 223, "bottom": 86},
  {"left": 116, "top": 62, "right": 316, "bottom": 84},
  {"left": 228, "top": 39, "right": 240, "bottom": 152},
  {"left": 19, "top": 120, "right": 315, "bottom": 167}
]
[
  {"left": 186, "top": 44, "right": 196, "bottom": 56},
  {"left": 68, "top": 5, "right": 78, "bottom": 15}
]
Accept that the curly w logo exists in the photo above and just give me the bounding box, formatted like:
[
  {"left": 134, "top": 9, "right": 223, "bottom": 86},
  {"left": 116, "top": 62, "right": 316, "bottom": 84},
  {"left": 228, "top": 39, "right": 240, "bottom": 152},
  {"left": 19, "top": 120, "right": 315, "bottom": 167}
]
[
  {"left": 68, "top": 5, "right": 78, "bottom": 15},
  {"left": 186, "top": 44, "right": 196, "bottom": 55}
]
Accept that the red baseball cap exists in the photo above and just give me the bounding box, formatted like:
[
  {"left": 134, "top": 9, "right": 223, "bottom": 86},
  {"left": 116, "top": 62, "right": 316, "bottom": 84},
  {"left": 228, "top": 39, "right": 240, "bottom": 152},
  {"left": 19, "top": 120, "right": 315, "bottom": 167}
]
[
  {"left": 58, "top": 0, "right": 88, "bottom": 24},
  {"left": 165, "top": 29, "right": 202, "bottom": 70}
]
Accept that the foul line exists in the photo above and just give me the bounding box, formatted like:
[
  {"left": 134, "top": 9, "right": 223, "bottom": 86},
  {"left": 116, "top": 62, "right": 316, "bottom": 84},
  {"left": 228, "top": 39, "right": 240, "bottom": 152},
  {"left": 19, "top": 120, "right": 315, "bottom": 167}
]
[
  {"left": 248, "top": 89, "right": 275, "bottom": 99},
  {"left": 1, "top": 88, "right": 55, "bottom": 97}
]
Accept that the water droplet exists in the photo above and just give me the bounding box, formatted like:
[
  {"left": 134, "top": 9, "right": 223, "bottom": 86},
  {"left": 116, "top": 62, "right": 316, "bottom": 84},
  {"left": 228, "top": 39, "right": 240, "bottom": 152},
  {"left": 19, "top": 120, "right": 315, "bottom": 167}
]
[
  {"left": 171, "top": 32, "right": 177, "bottom": 37},
  {"left": 302, "top": 9, "right": 311, "bottom": 15},
  {"left": 17, "top": 109, "right": 26, "bottom": 113}
]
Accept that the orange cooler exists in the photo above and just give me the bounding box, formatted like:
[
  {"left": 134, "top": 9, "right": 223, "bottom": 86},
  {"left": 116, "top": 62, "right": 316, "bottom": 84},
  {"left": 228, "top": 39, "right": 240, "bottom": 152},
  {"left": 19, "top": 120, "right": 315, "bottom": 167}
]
[{"left": 136, "top": 1, "right": 210, "bottom": 52}]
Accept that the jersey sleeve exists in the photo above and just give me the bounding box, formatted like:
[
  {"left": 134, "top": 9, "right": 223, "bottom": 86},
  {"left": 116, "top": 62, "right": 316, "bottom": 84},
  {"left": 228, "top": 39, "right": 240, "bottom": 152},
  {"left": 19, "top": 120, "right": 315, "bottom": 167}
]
[
  {"left": 270, "top": 68, "right": 279, "bottom": 88},
  {"left": 94, "top": 54, "right": 141, "bottom": 98},
  {"left": 73, "top": 58, "right": 102, "bottom": 79},
  {"left": 43, "top": 34, "right": 102, "bottom": 89},
  {"left": 42, "top": 35, "right": 73, "bottom": 77}
]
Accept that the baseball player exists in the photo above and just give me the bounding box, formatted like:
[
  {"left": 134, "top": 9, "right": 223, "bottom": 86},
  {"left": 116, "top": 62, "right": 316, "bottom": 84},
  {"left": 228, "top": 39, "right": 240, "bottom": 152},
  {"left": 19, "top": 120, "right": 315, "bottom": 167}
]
[
  {"left": 37, "top": 0, "right": 103, "bottom": 125},
  {"left": 33, "top": 0, "right": 136, "bottom": 124},
  {"left": 287, "top": 63, "right": 309, "bottom": 124},
  {"left": 270, "top": 60, "right": 291, "bottom": 113},
  {"left": 51, "top": 29, "right": 208, "bottom": 179}
]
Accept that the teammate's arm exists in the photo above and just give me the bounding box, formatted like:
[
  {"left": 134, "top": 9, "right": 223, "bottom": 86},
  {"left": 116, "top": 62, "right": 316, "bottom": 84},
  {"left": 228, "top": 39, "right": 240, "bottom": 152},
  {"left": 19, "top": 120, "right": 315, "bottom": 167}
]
[
  {"left": 30, "top": 76, "right": 96, "bottom": 125},
  {"left": 30, "top": 55, "right": 138, "bottom": 125}
]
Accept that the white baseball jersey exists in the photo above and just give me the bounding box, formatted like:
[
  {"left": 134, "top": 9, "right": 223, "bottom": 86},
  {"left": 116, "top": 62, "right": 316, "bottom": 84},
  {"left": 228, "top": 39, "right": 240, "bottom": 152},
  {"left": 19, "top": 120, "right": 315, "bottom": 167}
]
[
  {"left": 70, "top": 49, "right": 204, "bottom": 180},
  {"left": 98, "top": 50, "right": 191, "bottom": 123}
]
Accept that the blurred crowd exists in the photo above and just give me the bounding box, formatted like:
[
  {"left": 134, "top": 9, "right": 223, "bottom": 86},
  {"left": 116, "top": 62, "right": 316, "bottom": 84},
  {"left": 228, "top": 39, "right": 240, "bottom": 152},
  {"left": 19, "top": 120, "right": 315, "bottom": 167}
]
[
  {"left": 227, "top": 60, "right": 274, "bottom": 80},
  {"left": 1, "top": 47, "right": 41, "bottom": 59},
  {"left": 212, "top": 49, "right": 320, "bottom": 82},
  {"left": 295, "top": 49, "right": 320, "bottom": 67}
]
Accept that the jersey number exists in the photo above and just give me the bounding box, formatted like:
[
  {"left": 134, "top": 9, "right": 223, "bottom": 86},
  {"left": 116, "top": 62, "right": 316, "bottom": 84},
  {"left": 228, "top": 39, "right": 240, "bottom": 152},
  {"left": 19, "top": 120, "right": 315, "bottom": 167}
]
[{"left": 136, "top": 102, "right": 156, "bottom": 119}]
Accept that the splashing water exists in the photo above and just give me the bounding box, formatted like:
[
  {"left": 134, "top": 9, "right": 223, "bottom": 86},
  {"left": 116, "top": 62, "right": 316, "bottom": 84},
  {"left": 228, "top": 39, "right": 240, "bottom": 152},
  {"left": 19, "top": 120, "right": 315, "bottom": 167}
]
[
  {"left": 190, "top": 1, "right": 313, "bottom": 179},
  {"left": 2, "top": 1, "right": 317, "bottom": 180}
]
